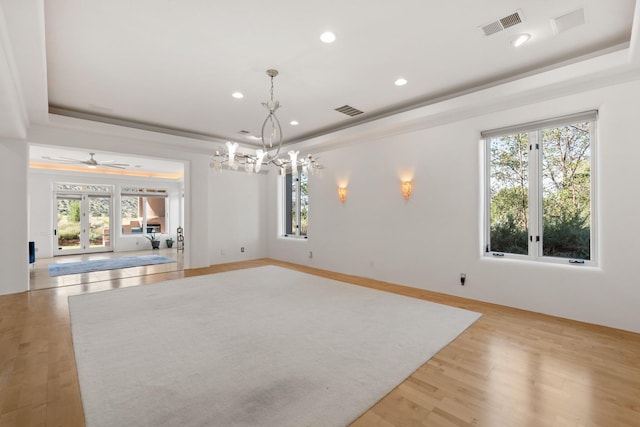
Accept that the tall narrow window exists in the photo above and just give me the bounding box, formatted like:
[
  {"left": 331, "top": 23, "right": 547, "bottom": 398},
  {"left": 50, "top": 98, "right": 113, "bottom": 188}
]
[
  {"left": 283, "top": 168, "right": 309, "bottom": 237},
  {"left": 483, "top": 112, "right": 596, "bottom": 263},
  {"left": 488, "top": 132, "right": 529, "bottom": 255},
  {"left": 540, "top": 123, "right": 592, "bottom": 259}
]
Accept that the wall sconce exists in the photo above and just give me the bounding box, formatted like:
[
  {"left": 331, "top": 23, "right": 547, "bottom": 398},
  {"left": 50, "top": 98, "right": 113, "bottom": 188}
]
[
  {"left": 338, "top": 186, "right": 347, "bottom": 203},
  {"left": 401, "top": 180, "right": 412, "bottom": 200}
]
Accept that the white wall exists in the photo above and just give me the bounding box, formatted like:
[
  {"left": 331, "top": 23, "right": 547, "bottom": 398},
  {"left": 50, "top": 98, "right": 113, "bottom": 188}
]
[
  {"left": 0, "top": 139, "right": 28, "bottom": 294},
  {"left": 209, "top": 168, "right": 269, "bottom": 264},
  {"left": 28, "top": 168, "right": 183, "bottom": 258},
  {"left": 268, "top": 79, "right": 640, "bottom": 333},
  {"left": 186, "top": 156, "right": 210, "bottom": 269}
]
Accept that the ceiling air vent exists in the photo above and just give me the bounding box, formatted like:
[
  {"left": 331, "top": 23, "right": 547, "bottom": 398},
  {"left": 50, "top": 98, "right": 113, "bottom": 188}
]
[
  {"left": 500, "top": 12, "right": 523, "bottom": 29},
  {"left": 335, "top": 105, "right": 364, "bottom": 117},
  {"left": 480, "top": 10, "right": 524, "bottom": 36},
  {"left": 551, "top": 9, "right": 585, "bottom": 35}
]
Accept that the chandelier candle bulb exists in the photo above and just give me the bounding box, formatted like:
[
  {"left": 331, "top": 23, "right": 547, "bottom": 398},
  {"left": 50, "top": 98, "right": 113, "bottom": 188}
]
[{"left": 288, "top": 151, "right": 299, "bottom": 177}]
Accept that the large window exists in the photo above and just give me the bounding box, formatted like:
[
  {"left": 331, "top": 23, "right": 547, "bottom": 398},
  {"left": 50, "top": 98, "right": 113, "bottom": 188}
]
[
  {"left": 121, "top": 187, "right": 167, "bottom": 235},
  {"left": 283, "top": 168, "right": 309, "bottom": 237},
  {"left": 483, "top": 111, "right": 596, "bottom": 264}
]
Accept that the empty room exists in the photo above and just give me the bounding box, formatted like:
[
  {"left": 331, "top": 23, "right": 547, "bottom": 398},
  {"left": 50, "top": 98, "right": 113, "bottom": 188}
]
[{"left": 1, "top": 1, "right": 639, "bottom": 426}]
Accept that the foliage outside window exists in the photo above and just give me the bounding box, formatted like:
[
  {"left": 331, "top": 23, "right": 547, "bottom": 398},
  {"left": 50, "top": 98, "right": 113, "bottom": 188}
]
[
  {"left": 56, "top": 183, "right": 111, "bottom": 192},
  {"left": 284, "top": 169, "right": 309, "bottom": 237},
  {"left": 56, "top": 197, "right": 82, "bottom": 247},
  {"left": 484, "top": 112, "right": 595, "bottom": 263}
]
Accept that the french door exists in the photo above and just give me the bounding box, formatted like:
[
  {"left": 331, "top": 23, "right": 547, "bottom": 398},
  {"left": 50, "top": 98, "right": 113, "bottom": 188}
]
[{"left": 55, "top": 193, "right": 113, "bottom": 255}]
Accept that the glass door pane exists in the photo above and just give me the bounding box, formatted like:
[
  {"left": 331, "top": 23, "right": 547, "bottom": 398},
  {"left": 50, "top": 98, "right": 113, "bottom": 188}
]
[
  {"left": 89, "top": 195, "right": 111, "bottom": 249},
  {"left": 56, "top": 194, "right": 112, "bottom": 254},
  {"left": 56, "top": 195, "right": 82, "bottom": 252}
]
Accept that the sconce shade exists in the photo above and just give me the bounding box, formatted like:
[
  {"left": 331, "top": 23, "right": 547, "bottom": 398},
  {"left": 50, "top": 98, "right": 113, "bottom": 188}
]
[
  {"left": 401, "top": 180, "right": 412, "bottom": 200},
  {"left": 338, "top": 186, "right": 347, "bottom": 203}
]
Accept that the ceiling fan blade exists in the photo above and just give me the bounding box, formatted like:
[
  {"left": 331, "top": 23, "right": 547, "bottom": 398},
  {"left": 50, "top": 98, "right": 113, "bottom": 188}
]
[
  {"left": 42, "top": 152, "right": 131, "bottom": 169},
  {"left": 100, "top": 162, "right": 129, "bottom": 167},
  {"left": 42, "top": 155, "right": 82, "bottom": 163}
]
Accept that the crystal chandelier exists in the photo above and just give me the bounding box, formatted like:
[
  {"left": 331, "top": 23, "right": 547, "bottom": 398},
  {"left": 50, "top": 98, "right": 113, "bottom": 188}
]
[{"left": 211, "top": 69, "right": 321, "bottom": 177}]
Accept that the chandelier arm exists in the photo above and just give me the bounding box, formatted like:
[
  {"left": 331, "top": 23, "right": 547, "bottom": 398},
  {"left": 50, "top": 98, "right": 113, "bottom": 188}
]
[{"left": 261, "top": 111, "right": 283, "bottom": 163}]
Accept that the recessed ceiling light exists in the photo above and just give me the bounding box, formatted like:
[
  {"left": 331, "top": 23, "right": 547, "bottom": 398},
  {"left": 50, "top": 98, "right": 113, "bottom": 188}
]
[
  {"left": 290, "top": 120, "right": 299, "bottom": 126},
  {"left": 395, "top": 78, "right": 408, "bottom": 86},
  {"left": 232, "top": 92, "right": 244, "bottom": 99},
  {"left": 511, "top": 33, "right": 530, "bottom": 47},
  {"left": 320, "top": 31, "right": 336, "bottom": 43}
]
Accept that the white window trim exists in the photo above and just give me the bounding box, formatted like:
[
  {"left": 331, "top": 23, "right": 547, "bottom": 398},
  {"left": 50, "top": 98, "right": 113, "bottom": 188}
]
[{"left": 482, "top": 112, "right": 598, "bottom": 266}]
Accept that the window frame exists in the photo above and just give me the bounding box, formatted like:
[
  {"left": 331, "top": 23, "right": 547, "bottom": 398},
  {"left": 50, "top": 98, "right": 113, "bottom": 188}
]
[
  {"left": 120, "top": 187, "right": 168, "bottom": 237},
  {"left": 482, "top": 111, "right": 598, "bottom": 266}
]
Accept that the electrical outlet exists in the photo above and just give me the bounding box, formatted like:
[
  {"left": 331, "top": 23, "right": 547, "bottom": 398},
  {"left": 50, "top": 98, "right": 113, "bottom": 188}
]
[
  {"left": 309, "top": 251, "right": 313, "bottom": 259},
  {"left": 460, "top": 273, "right": 466, "bottom": 286},
  {"left": 241, "top": 247, "right": 245, "bottom": 253}
]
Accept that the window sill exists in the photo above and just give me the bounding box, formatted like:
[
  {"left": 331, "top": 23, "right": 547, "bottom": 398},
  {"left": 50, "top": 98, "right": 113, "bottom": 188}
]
[
  {"left": 279, "top": 235, "right": 308, "bottom": 242},
  {"left": 481, "top": 253, "right": 600, "bottom": 270}
]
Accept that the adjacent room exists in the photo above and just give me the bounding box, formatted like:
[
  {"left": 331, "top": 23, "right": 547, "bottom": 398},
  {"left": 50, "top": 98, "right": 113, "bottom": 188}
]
[
  {"left": 1, "top": 1, "right": 639, "bottom": 426},
  {"left": 27, "top": 145, "right": 186, "bottom": 289}
]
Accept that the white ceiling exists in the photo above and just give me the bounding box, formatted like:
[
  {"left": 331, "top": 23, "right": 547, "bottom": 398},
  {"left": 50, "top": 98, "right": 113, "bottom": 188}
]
[
  {"left": 43, "top": 0, "right": 635, "bottom": 148},
  {"left": 2, "top": 0, "right": 634, "bottom": 172}
]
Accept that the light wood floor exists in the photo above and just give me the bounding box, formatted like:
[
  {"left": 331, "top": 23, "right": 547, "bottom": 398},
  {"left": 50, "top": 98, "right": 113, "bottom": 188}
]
[
  {"left": 29, "top": 249, "right": 184, "bottom": 290},
  {"left": 2, "top": 259, "right": 639, "bottom": 426}
]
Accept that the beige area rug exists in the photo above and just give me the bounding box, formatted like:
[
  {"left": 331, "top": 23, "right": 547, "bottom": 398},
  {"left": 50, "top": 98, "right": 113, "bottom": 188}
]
[{"left": 69, "top": 266, "right": 481, "bottom": 427}]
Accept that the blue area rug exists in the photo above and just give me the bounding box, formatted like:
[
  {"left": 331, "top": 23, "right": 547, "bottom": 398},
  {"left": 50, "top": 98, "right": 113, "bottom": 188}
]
[{"left": 48, "top": 255, "right": 175, "bottom": 277}]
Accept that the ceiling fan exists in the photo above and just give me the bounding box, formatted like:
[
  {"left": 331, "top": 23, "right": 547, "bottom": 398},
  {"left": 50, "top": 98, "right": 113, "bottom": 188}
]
[{"left": 42, "top": 152, "right": 129, "bottom": 169}]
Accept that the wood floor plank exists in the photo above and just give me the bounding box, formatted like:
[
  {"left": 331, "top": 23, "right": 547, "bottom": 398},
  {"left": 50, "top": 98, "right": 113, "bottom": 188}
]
[{"left": 1, "top": 257, "right": 639, "bottom": 426}]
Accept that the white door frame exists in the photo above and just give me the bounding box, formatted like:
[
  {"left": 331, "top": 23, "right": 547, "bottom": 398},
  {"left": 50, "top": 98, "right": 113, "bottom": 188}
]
[{"left": 54, "top": 189, "right": 114, "bottom": 256}]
